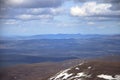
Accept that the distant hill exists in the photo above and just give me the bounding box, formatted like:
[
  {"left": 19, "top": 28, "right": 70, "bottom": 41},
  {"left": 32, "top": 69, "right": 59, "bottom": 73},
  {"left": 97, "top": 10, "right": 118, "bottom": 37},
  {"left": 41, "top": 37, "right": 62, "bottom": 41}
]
[
  {"left": 1, "top": 34, "right": 120, "bottom": 40},
  {"left": 0, "top": 34, "right": 120, "bottom": 67}
]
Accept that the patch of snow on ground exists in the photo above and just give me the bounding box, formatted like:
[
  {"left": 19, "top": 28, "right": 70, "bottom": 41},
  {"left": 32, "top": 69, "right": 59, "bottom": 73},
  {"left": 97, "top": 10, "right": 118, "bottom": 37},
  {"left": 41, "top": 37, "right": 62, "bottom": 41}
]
[
  {"left": 97, "top": 74, "right": 120, "bottom": 80},
  {"left": 115, "top": 75, "right": 120, "bottom": 80},
  {"left": 97, "top": 74, "right": 114, "bottom": 79},
  {"left": 75, "top": 67, "right": 79, "bottom": 70},
  {"left": 50, "top": 69, "right": 73, "bottom": 80},
  {"left": 75, "top": 72, "right": 87, "bottom": 77},
  {"left": 78, "top": 62, "right": 84, "bottom": 66},
  {"left": 88, "top": 66, "right": 91, "bottom": 69}
]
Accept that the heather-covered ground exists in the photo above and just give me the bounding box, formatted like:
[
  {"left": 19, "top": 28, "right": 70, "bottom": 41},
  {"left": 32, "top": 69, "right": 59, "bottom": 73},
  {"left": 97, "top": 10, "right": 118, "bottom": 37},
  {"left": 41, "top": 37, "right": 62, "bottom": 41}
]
[{"left": 0, "top": 56, "right": 120, "bottom": 80}]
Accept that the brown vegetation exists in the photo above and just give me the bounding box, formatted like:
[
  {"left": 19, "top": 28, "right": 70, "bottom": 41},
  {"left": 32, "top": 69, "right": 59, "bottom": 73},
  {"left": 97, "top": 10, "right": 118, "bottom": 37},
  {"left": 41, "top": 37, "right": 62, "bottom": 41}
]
[{"left": 0, "top": 59, "right": 82, "bottom": 80}]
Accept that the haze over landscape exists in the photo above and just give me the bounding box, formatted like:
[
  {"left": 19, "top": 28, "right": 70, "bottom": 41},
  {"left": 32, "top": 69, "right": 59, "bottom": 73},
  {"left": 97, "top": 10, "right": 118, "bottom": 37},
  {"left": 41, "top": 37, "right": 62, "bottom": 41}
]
[{"left": 0, "top": 0, "right": 120, "bottom": 80}]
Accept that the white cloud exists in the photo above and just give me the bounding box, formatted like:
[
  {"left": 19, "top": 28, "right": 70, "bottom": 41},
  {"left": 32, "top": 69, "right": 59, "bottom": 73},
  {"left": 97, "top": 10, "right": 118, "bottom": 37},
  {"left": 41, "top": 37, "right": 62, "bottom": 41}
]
[
  {"left": 71, "top": 6, "right": 86, "bottom": 16},
  {"left": 50, "top": 8, "right": 64, "bottom": 15},
  {"left": 16, "top": 14, "right": 32, "bottom": 20},
  {"left": 87, "top": 22, "right": 95, "bottom": 25},
  {"left": 3, "top": 19, "right": 19, "bottom": 24},
  {"left": 27, "top": 8, "right": 64, "bottom": 15},
  {"left": 70, "top": 2, "right": 112, "bottom": 16},
  {"left": 16, "top": 14, "right": 53, "bottom": 20}
]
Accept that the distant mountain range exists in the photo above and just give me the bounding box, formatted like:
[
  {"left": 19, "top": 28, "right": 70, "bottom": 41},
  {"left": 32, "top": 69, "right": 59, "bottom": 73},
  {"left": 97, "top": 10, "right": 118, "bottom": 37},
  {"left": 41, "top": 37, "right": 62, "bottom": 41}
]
[{"left": 1, "top": 34, "right": 120, "bottom": 40}]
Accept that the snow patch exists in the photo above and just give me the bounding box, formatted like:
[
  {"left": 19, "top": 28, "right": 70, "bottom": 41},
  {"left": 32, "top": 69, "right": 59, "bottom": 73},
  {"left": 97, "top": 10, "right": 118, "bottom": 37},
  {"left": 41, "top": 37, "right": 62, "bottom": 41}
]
[
  {"left": 88, "top": 66, "right": 92, "bottom": 69},
  {"left": 75, "top": 67, "right": 79, "bottom": 70},
  {"left": 115, "top": 75, "right": 120, "bottom": 80},
  {"left": 50, "top": 69, "right": 73, "bottom": 80},
  {"left": 97, "top": 74, "right": 120, "bottom": 80},
  {"left": 79, "top": 62, "right": 84, "bottom": 66},
  {"left": 75, "top": 72, "right": 86, "bottom": 77},
  {"left": 97, "top": 74, "right": 114, "bottom": 79}
]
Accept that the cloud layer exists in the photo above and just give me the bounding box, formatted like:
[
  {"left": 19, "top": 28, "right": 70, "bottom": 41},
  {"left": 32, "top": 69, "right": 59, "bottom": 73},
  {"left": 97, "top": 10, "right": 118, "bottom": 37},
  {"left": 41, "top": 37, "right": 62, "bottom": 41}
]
[
  {"left": 0, "top": 0, "right": 120, "bottom": 21},
  {"left": 2, "top": 0, "right": 63, "bottom": 8},
  {"left": 0, "top": 0, "right": 65, "bottom": 21}
]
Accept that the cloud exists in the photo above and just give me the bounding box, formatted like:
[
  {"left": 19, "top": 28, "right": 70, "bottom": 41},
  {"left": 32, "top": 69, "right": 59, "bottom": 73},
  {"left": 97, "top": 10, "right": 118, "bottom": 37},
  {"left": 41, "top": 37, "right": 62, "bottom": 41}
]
[
  {"left": 0, "top": 19, "right": 19, "bottom": 25},
  {"left": 27, "top": 8, "right": 64, "bottom": 15},
  {"left": 4, "top": 19, "right": 19, "bottom": 24},
  {"left": 0, "top": 0, "right": 65, "bottom": 21},
  {"left": 2, "top": 0, "right": 63, "bottom": 8},
  {"left": 0, "top": 7, "right": 64, "bottom": 21},
  {"left": 70, "top": 2, "right": 111, "bottom": 16},
  {"left": 74, "top": 0, "right": 120, "bottom": 10},
  {"left": 84, "top": 16, "right": 120, "bottom": 22},
  {"left": 70, "top": 2, "right": 120, "bottom": 18},
  {"left": 87, "top": 22, "right": 95, "bottom": 25},
  {"left": 15, "top": 14, "right": 53, "bottom": 20},
  {"left": 74, "top": 0, "right": 120, "bottom": 4},
  {"left": 0, "top": 0, "right": 119, "bottom": 22}
]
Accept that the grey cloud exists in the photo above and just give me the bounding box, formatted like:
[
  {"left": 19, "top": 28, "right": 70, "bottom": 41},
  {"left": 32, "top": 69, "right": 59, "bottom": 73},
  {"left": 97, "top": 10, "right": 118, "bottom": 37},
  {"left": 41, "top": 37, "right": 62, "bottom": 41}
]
[
  {"left": 1, "top": 0, "right": 64, "bottom": 8},
  {"left": 0, "top": 8, "right": 61, "bottom": 21},
  {"left": 110, "top": 3, "right": 120, "bottom": 10},
  {"left": 0, "top": 0, "right": 5, "bottom": 7},
  {"left": 0, "top": 7, "right": 62, "bottom": 21},
  {"left": 0, "top": 0, "right": 65, "bottom": 21}
]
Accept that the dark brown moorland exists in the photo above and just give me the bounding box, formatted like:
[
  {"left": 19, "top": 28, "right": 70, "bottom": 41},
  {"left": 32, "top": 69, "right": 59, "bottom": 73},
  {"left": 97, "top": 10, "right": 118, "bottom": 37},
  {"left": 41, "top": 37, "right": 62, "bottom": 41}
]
[
  {"left": 0, "top": 56, "right": 120, "bottom": 80},
  {"left": 0, "top": 59, "right": 82, "bottom": 80},
  {"left": 49, "top": 59, "right": 120, "bottom": 80}
]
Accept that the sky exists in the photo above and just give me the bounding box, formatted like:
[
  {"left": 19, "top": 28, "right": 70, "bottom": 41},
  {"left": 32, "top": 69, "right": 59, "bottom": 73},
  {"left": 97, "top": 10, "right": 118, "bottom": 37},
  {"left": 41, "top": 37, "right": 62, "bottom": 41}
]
[{"left": 0, "top": 0, "right": 120, "bottom": 36}]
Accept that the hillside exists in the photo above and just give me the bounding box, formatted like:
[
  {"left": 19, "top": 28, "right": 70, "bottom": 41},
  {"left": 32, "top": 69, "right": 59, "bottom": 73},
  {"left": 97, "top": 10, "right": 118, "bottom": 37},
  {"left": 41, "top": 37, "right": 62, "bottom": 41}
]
[
  {"left": 0, "top": 59, "right": 82, "bottom": 80},
  {"left": 49, "top": 60, "right": 120, "bottom": 80},
  {"left": 0, "top": 56, "right": 120, "bottom": 80}
]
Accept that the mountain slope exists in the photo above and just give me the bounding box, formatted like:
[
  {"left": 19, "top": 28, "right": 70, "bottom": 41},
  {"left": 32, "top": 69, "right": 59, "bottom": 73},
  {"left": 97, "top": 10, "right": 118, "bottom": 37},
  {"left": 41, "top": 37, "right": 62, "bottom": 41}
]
[
  {"left": 0, "top": 59, "right": 82, "bottom": 80},
  {"left": 49, "top": 61, "right": 120, "bottom": 80}
]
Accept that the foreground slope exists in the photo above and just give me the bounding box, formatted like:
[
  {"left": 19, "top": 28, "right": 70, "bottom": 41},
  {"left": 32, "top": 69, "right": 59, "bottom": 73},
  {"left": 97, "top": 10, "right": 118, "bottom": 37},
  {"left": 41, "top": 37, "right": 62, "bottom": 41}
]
[
  {"left": 0, "top": 59, "right": 82, "bottom": 80},
  {"left": 0, "top": 56, "right": 120, "bottom": 80},
  {"left": 49, "top": 61, "right": 120, "bottom": 80}
]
